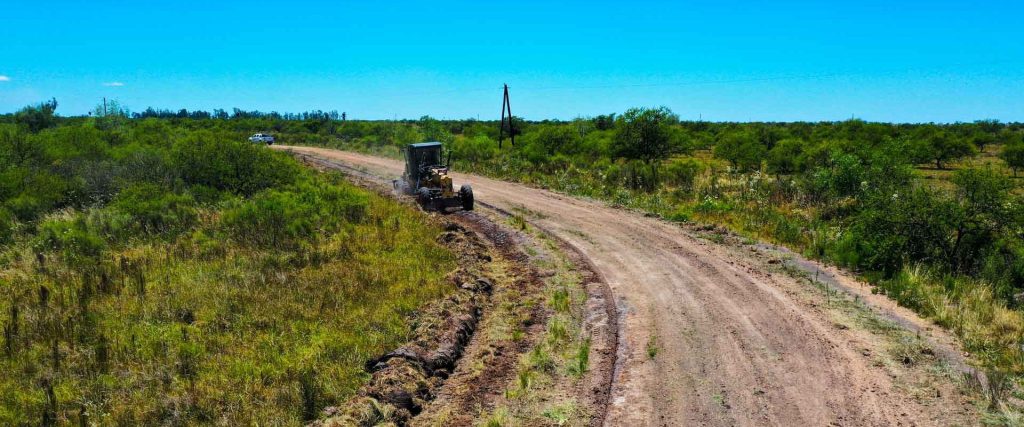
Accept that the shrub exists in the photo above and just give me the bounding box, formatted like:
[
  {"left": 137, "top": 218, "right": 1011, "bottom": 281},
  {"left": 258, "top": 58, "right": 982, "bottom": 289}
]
[
  {"left": 661, "top": 158, "right": 703, "bottom": 191},
  {"left": 111, "top": 183, "right": 197, "bottom": 235},
  {"left": 41, "top": 125, "right": 110, "bottom": 162},
  {"left": 606, "top": 159, "right": 658, "bottom": 191},
  {"left": 0, "top": 207, "right": 14, "bottom": 244},
  {"left": 450, "top": 135, "right": 498, "bottom": 166},
  {"left": 849, "top": 186, "right": 948, "bottom": 275},
  {"left": 113, "top": 144, "right": 176, "bottom": 188},
  {"left": 666, "top": 207, "right": 691, "bottom": 222},
  {"left": 803, "top": 153, "right": 865, "bottom": 202},
  {"left": 222, "top": 179, "right": 367, "bottom": 249},
  {"left": 533, "top": 125, "right": 580, "bottom": 156},
  {"left": 613, "top": 107, "right": 681, "bottom": 165},
  {"left": 0, "top": 168, "right": 73, "bottom": 221},
  {"left": 0, "top": 124, "right": 45, "bottom": 168},
  {"left": 848, "top": 167, "right": 1016, "bottom": 277},
  {"left": 13, "top": 99, "right": 58, "bottom": 133},
  {"left": 765, "top": 138, "right": 805, "bottom": 176},
  {"left": 693, "top": 196, "right": 733, "bottom": 215},
  {"left": 1000, "top": 142, "right": 1024, "bottom": 177},
  {"left": 172, "top": 134, "right": 299, "bottom": 196},
  {"left": 34, "top": 215, "right": 106, "bottom": 260},
  {"left": 713, "top": 131, "right": 766, "bottom": 172},
  {"left": 910, "top": 131, "right": 976, "bottom": 169}
]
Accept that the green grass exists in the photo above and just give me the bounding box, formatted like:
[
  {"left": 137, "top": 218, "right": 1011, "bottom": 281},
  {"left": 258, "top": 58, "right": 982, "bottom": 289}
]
[
  {"left": 320, "top": 127, "right": 1024, "bottom": 389},
  {"left": 646, "top": 336, "right": 659, "bottom": 359},
  {"left": 0, "top": 178, "right": 455, "bottom": 425}
]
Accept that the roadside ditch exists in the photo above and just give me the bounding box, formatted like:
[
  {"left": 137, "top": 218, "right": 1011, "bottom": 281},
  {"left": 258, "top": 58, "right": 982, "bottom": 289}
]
[{"left": 295, "top": 154, "right": 617, "bottom": 426}]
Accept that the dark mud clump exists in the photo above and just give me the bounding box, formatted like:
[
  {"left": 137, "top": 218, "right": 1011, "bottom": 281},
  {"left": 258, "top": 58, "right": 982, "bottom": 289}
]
[{"left": 311, "top": 222, "right": 493, "bottom": 427}]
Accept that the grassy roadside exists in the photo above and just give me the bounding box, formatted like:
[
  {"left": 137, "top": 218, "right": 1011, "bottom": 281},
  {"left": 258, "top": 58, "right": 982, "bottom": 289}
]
[
  {"left": 474, "top": 210, "right": 596, "bottom": 427},
  {"left": 0, "top": 168, "right": 455, "bottom": 424},
  {"left": 315, "top": 140, "right": 1024, "bottom": 418}
]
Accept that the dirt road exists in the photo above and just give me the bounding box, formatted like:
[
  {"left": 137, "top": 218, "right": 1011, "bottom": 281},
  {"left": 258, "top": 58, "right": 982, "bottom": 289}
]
[{"left": 278, "top": 146, "right": 975, "bottom": 426}]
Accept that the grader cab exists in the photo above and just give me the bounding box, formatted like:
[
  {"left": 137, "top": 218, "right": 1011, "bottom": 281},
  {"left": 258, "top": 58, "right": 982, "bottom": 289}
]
[{"left": 395, "top": 142, "right": 473, "bottom": 211}]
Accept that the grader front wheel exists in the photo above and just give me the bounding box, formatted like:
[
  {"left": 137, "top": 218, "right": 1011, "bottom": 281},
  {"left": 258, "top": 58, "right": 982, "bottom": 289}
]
[
  {"left": 417, "top": 188, "right": 434, "bottom": 210},
  {"left": 459, "top": 185, "right": 474, "bottom": 211}
]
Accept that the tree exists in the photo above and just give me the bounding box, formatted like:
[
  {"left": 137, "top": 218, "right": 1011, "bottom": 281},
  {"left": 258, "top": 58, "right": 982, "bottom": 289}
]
[
  {"left": 765, "top": 138, "right": 805, "bottom": 176},
  {"left": 612, "top": 107, "right": 680, "bottom": 166},
  {"left": 0, "top": 124, "right": 44, "bottom": 167},
  {"left": 975, "top": 119, "right": 1002, "bottom": 134},
  {"left": 945, "top": 168, "right": 1015, "bottom": 273},
  {"left": 713, "top": 130, "right": 765, "bottom": 172},
  {"left": 997, "top": 129, "right": 1022, "bottom": 146},
  {"left": 853, "top": 167, "right": 1015, "bottom": 275},
  {"left": 1001, "top": 142, "right": 1024, "bottom": 177},
  {"left": 919, "top": 131, "right": 975, "bottom": 169},
  {"left": 593, "top": 114, "right": 616, "bottom": 131},
  {"left": 534, "top": 125, "right": 579, "bottom": 155},
  {"left": 418, "top": 116, "right": 453, "bottom": 144},
  {"left": 661, "top": 158, "right": 703, "bottom": 190},
  {"left": 92, "top": 98, "right": 128, "bottom": 118},
  {"left": 971, "top": 132, "right": 996, "bottom": 154},
  {"left": 14, "top": 98, "right": 58, "bottom": 132}
]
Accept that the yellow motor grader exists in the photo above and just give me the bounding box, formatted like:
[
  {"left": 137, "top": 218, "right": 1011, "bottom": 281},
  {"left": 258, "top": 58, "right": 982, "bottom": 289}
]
[{"left": 394, "top": 141, "right": 473, "bottom": 211}]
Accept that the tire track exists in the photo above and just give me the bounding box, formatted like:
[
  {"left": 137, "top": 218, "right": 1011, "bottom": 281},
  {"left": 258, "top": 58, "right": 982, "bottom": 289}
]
[{"left": 278, "top": 145, "right": 977, "bottom": 427}]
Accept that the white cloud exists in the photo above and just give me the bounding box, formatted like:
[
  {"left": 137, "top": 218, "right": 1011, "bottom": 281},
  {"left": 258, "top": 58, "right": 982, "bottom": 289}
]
[
  {"left": 102, "top": 81, "right": 124, "bottom": 87},
  {"left": 0, "top": 75, "right": 10, "bottom": 82}
]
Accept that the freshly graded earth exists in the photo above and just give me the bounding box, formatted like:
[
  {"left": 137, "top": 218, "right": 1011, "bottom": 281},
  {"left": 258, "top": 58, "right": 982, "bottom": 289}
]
[{"left": 277, "top": 146, "right": 978, "bottom": 427}]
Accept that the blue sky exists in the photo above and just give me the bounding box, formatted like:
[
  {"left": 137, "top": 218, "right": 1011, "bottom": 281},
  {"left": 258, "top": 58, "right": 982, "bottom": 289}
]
[{"left": 1, "top": 0, "right": 1021, "bottom": 122}]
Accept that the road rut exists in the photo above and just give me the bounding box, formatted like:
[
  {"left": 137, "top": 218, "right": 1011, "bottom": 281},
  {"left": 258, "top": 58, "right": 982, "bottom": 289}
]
[{"left": 278, "top": 146, "right": 974, "bottom": 427}]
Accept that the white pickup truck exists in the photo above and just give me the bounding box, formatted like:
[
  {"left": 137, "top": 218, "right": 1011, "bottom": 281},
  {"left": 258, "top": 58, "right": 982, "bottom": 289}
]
[{"left": 248, "top": 133, "right": 275, "bottom": 145}]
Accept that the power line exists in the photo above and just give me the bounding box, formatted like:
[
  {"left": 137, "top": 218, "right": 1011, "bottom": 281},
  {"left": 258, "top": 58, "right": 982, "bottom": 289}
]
[{"left": 364, "top": 59, "right": 1015, "bottom": 99}]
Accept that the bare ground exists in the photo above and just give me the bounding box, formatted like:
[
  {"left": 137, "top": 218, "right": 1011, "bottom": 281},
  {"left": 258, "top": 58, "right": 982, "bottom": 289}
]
[{"left": 279, "top": 146, "right": 982, "bottom": 427}]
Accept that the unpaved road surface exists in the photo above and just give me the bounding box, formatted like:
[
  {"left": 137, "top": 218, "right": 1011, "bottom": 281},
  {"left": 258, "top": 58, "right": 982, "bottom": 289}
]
[{"left": 279, "top": 146, "right": 974, "bottom": 426}]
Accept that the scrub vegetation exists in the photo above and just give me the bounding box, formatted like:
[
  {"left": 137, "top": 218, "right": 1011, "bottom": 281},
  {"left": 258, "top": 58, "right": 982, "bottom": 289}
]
[
  {"left": 296, "top": 110, "right": 1024, "bottom": 379},
  {"left": 5, "top": 99, "right": 1024, "bottom": 421},
  {"left": 0, "top": 101, "right": 454, "bottom": 425}
]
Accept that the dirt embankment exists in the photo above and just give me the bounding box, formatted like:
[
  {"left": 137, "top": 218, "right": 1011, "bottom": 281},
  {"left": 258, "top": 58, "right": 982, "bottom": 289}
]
[
  {"left": 301, "top": 155, "right": 616, "bottom": 426},
  {"left": 311, "top": 221, "right": 493, "bottom": 425},
  {"left": 283, "top": 146, "right": 981, "bottom": 427}
]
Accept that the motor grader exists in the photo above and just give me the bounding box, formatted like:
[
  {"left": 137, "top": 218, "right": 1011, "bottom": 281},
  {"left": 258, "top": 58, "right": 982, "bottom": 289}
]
[{"left": 394, "top": 141, "right": 473, "bottom": 211}]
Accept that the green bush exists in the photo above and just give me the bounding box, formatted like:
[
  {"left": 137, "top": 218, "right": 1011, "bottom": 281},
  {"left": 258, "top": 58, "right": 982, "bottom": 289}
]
[
  {"left": 765, "top": 138, "right": 805, "bottom": 176},
  {"left": 606, "top": 159, "right": 658, "bottom": 191},
  {"left": 1001, "top": 142, "right": 1024, "bottom": 176},
  {"left": 41, "top": 125, "right": 110, "bottom": 162},
  {"left": 848, "top": 167, "right": 1018, "bottom": 277},
  {"left": 222, "top": 179, "right": 367, "bottom": 249},
  {"left": 0, "top": 168, "right": 73, "bottom": 221},
  {"left": 111, "top": 183, "right": 197, "bottom": 235},
  {"left": 661, "top": 158, "right": 703, "bottom": 191},
  {"left": 693, "top": 196, "right": 733, "bottom": 215},
  {"left": 451, "top": 134, "right": 499, "bottom": 165},
  {"left": 713, "top": 131, "right": 765, "bottom": 172},
  {"left": 13, "top": 99, "right": 58, "bottom": 133},
  {"left": 666, "top": 207, "right": 691, "bottom": 222},
  {"left": 173, "top": 134, "right": 300, "bottom": 196},
  {"left": 34, "top": 215, "right": 106, "bottom": 260},
  {"left": 0, "top": 124, "right": 45, "bottom": 168},
  {"left": 848, "top": 186, "right": 947, "bottom": 274},
  {"left": 880, "top": 266, "right": 930, "bottom": 312},
  {"left": 0, "top": 207, "right": 14, "bottom": 244},
  {"left": 112, "top": 143, "right": 176, "bottom": 187}
]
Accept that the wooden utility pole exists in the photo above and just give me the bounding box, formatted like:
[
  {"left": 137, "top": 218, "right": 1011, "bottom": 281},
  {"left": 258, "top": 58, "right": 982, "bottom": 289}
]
[{"left": 498, "top": 84, "right": 515, "bottom": 148}]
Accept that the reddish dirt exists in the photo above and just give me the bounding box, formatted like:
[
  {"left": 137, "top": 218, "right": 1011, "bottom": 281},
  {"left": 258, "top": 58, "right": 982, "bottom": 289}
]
[{"left": 279, "top": 146, "right": 978, "bottom": 427}]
